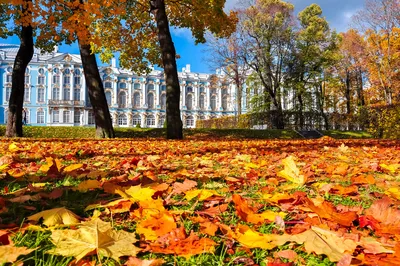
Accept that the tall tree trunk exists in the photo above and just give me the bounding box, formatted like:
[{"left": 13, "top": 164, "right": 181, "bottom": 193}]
[
  {"left": 6, "top": 0, "right": 34, "bottom": 137},
  {"left": 345, "top": 70, "right": 351, "bottom": 114},
  {"left": 271, "top": 96, "right": 284, "bottom": 129},
  {"left": 78, "top": 41, "right": 115, "bottom": 138},
  {"left": 150, "top": 0, "right": 183, "bottom": 139},
  {"left": 297, "top": 94, "right": 304, "bottom": 130},
  {"left": 356, "top": 69, "right": 365, "bottom": 106}
]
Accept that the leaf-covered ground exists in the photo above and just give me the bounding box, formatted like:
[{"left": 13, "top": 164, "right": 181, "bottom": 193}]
[{"left": 0, "top": 137, "right": 399, "bottom": 265}]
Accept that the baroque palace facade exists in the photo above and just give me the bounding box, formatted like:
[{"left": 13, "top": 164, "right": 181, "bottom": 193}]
[{"left": 0, "top": 44, "right": 243, "bottom": 128}]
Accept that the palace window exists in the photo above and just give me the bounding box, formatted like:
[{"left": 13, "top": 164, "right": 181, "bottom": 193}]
[
  {"left": 147, "top": 93, "right": 154, "bottom": 109},
  {"left": 159, "top": 116, "right": 165, "bottom": 127},
  {"left": 37, "top": 110, "right": 44, "bottom": 124},
  {"left": 118, "top": 91, "right": 127, "bottom": 108},
  {"left": 63, "top": 87, "right": 70, "bottom": 100},
  {"left": 63, "top": 110, "right": 70, "bottom": 123},
  {"left": 132, "top": 115, "right": 141, "bottom": 126},
  {"left": 6, "top": 74, "right": 12, "bottom": 83},
  {"left": 133, "top": 92, "right": 140, "bottom": 107},
  {"left": 134, "top": 83, "right": 140, "bottom": 90},
  {"left": 38, "top": 76, "right": 45, "bottom": 85},
  {"left": 105, "top": 81, "right": 112, "bottom": 89},
  {"left": 211, "top": 95, "right": 216, "bottom": 111},
  {"left": 37, "top": 87, "right": 45, "bottom": 102},
  {"left": 24, "top": 87, "right": 30, "bottom": 102},
  {"left": 186, "top": 116, "right": 194, "bottom": 127},
  {"left": 146, "top": 115, "right": 155, "bottom": 126},
  {"left": 5, "top": 87, "right": 11, "bottom": 102},
  {"left": 74, "top": 88, "right": 81, "bottom": 101},
  {"left": 88, "top": 111, "right": 95, "bottom": 125},
  {"left": 23, "top": 109, "right": 30, "bottom": 124},
  {"left": 38, "top": 68, "right": 44, "bottom": 75},
  {"left": 105, "top": 91, "right": 112, "bottom": 106},
  {"left": 186, "top": 94, "right": 193, "bottom": 110},
  {"left": 74, "top": 110, "right": 81, "bottom": 124},
  {"left": 147, "top": 84, "right": 154, "bottom": 91},
  {"left": 186, "top": 86, "right": 193, "bottom": 93},
  {"left": 24, "top": 74, "right": 29, "bottom": 84},
  {"left": 118, "top": 114, "right": 127, "bottom": 125},
  {"left": 119, "top": 82, "right": 127, "bottom": 89},
  {"left": 53, "top": 87, "right": 60, "bottom": 100},
  {"left": 52, "top": 110, "right": 60, "bottom": 123},
  {"left": 161, "top": 94, "right": 166, "bottom": 109},
  {"left": 199, "top": 95, "right": 205, "bottom": 110},
  {"left": 222, "top": 95, "right": 228, "bottom": 111}
]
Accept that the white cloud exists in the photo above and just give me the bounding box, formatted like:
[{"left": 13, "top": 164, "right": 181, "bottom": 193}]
[{"left": 171, "top": 27, "right": 194, "bottom": 42}]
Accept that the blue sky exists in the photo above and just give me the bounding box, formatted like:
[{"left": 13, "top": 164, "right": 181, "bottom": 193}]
[{"left": 2, "top": 0, "right": 365, "bottom": 74}]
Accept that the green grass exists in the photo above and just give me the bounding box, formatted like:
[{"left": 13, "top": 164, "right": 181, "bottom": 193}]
[
  {"left": 0, "top": 125, "right": 373, "bottom": 139},
  {"left": 322, "top": 130, "right": 373, "bottom": 139}
]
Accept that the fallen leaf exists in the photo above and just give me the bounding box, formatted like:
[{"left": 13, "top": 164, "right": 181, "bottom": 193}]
[
  {"left": 0, "top": 245, "right": 36, "bottom": 264},
  {"left": 28, "top": 207, "right": 81, "bottom": 227},
  {"left": 184, "top": 189, "right": 220, "bottom": 201},
  {"left": 277, "top": 156, "right": 306, "bottom": 185},
  {"left": 48, "top": 219, "right": 141, "bottom": 262},
  {"left": 124, "top": 257, "right": 165, "bottom": 266}
]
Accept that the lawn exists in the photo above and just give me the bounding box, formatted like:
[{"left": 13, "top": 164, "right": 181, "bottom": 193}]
[{"left": 1, "top": 137, "right": 399, "bottom": 265}]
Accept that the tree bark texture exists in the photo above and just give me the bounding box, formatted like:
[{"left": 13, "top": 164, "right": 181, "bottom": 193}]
[
  {"left": 6, "top": 0, "right": 34, "bottom": 137},
  {"left": 345, "top": 70, "right": 351, "bottom": 114},
  {"left": 150, "top": 0, "right": 183, "bottom": 139},
  {"left": 78, "top": 41, "right": 115, "bottom": 138}
]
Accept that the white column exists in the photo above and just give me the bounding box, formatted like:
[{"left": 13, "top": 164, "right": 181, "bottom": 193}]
[
  {"left": 81, "top": 75, "right": 86, "bottom": 104},
  {"left": 218, "top": 87, "right": 223, "bottom": 110},
  {"left": 113, "top": 79, "right": 118, "bottom": 106},
  {"left": 59, "top": 69, "right": 64, "bottom": 100},
  {"left": 155, "top": 81, "right": 160, "bottom": 108},
  {"left": 193, "top": 85, "right": 198, "bottom": 110},
  {"left": 69, "top": 70, "right": 73, "bottom": 100},
  {"left": 47, "top": 66, "right": 53, "bottom": 101},
  {"left": 206, "top": 86, "right": 210, "bottom": 110},
  {"left": 140, "top": 113, "right": 146, "bottom": 127},
  {"left": 127, "top": 81, "right": 132, "bottom": 107},
  {"left": 142, "top": 81, "right": 146, "bottom": 107},
  {"left": 181, "top": 83, "right": 186, "bottom": 108}
]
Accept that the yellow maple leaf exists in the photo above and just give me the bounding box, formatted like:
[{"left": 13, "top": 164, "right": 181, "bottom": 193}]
[
  {"left": 184, "top": 189, "right": 220, "bottom": 201},
  {"left": 63, "top": 163, "right": 83, "bottom": 173},
  {"left": 8, "top": 142, "right": 24, "bottom": 153},
  {"left": 28, "top": 207, "right": 81, "bottom": 227},
  {"left": 234, "top": 225, "right": 283, "bottom": 249},
  {"left": 73, "top": 180, "right": 102, "bottom": 192},
  {"left": 48, "top": 219, "right": 141, "bottom": 262},
  {"left": 277, "top": 156, "right": 306, "bottom": 185},
  {"left": 380, "top": 163, "right": 400, "bottom": 173},
  {"left": 385, "top": 187, "right": 400, "bottom": 200},
  {"left": 116, "top": 185, "right": 155, "bottom": 202}
]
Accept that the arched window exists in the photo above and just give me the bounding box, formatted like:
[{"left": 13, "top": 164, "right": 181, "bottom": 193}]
[
  {"left": 211, "top": 88, "right": 216, "bottom": 95},
  {"left": 222, "top": 95, "right": 228, "bottom": 111},
  {"left": 200, "top": 87, "right": 205, "bottom": 93},
  {"left": 211, "top": 95, "right": 216, "bottom": 111},
  {"left": 199, "top": 95, "right": 205, "bottom": 110},
  {"left": 118, "top": 114, "right": 127, "bottom": 125},
  {"left": 52, "top": 87, "right": 60, "bottom": 100},
  {"left": 63, "top": 69, "right": 71, "bottom": 86},
  {"left": 222, "top": 89, "right": 227, "bottom": 95},
  {"left": 63, "top": 87, "right": 70, "bottom": 100},
  {"left": 74, "top": 69, "right": 80, "bottom": 75},
  {"left": 186, "top": 94, "right": 193, "bottom": 110},
  {"left": 6, "top": 74, "right": 12, "bottom": 83},
  {"left": 132, "top": 115, "right": 141, "bottom": 126},
  {"left": 133, "top": 92, "right": 140, "bottom": 107},
  {"left": 186, "top": 116, "right": 194, "bottom": 127},
  {"left": 147, "top": 93, "right": 154, "bottom": 109},
  {"left": 161, "top": 94, "right": 166, "bottom": 109},
  {"left": 105, "top": 91, "right": 112, "bottom": 106},
  {"left": 37, "top": 110, "right": 44, "bottom": 124},
  {"left": 161, "top": 85, "right": 166, "bottom": 91},
  {"left": 53, "top": 69, "right": 60, "bottom": 84},
  {"left": 118, "top": 91, "right": 127, "bottom": 108},
  {"left": 38, "top": 87, "right": 45, "bottom": 102},
  {"left": 134, "top": 83, "right": 141, "bottom": 90},
  {"left": 119, "top": 82, "right": 127, "bottom": 89},
  {"left": 146, "top": 115, "right": 155, "bottom": 126},
  {"left": 25, "top": 68, "right": 30, "bottom": 84},
  {"left": 186, "top": 86, "right": 193, "bottom": 93},
  {"left": 74, "top": 88, "right": 81, "bottom": 101}
]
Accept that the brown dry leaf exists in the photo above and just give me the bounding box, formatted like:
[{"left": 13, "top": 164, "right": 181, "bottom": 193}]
[
  {"left": 39, "top": 157, "right": 61, "bottom": 176},
  {"left": 0, "top": 245, "right": 36, "bottom": 264},
  {"left": 290, "top": 226, "right": 357, "bottom": 262},
  {"left": 28, "top": 207, "right": 81, "bottom": 227},
  {"left": 124, "top": 257, "right": 165, "bottom": 266},
  {"left": 359, "top": 237, "right": 395, "bottom": 254},
  {"left": 48, "top": 219, "right": 141, "bottom": 262},
  {"left": 303, "top": 197, "right": 357, "bottom": 226},
  {"left": 364, "top": 197, "right": 400, "bottom": 234},
  {"left": 274, "top": 250, "right": 298, "bottom": 260},
  {"left": 196, "top": 203, "right": 228, "bottom": 216},
  {"left": 172, "top": 179, "right": 198, "bottom": 195},
  {"left": 149, "top": 227, "right": 216, "bottom": 258},
  {"left": 191, "top": 216, "right": 219, "bottom": 236}
]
